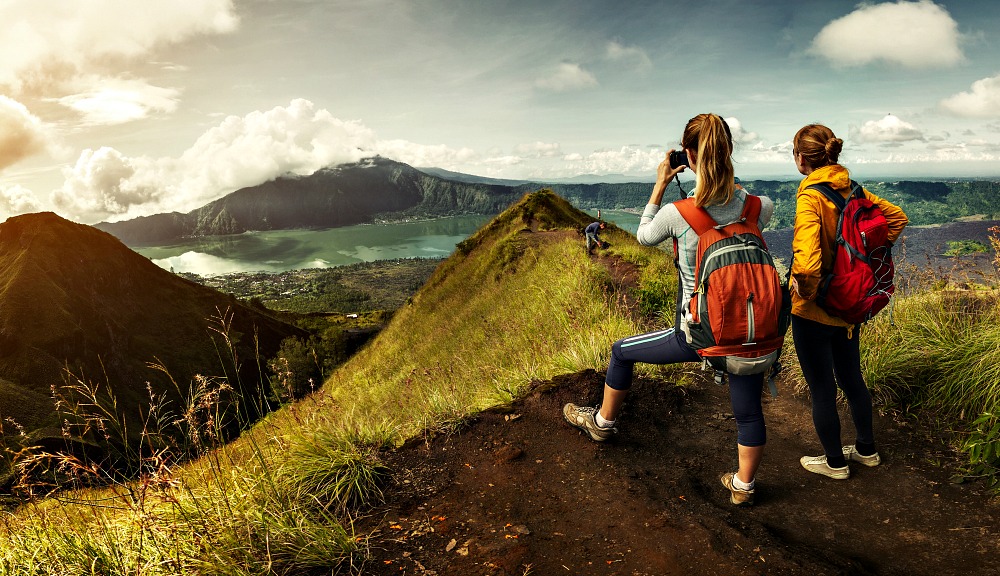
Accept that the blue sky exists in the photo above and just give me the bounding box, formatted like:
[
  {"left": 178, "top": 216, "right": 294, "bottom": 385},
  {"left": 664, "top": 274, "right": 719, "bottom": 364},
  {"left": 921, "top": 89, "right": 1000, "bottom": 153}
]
[{"left": 1, "top": 0, "right": 999, "bottom": 224}]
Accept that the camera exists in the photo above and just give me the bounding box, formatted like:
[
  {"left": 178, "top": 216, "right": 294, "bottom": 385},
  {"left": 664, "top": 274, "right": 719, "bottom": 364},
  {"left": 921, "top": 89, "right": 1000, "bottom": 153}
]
[{"left": 669, "top": 150, "right": 689, "bottom": 169}]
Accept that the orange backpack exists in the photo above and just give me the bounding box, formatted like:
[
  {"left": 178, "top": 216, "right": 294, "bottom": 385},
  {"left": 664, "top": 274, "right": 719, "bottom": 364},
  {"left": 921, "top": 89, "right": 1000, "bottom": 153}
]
[{"left": 674, "top": 195, "right": 789, "bottom": 377}]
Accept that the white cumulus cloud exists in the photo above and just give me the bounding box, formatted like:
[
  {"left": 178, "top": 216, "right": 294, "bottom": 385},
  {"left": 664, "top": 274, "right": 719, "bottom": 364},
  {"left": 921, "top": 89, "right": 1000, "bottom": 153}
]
[
  {"left": 809, "top": 1, "right": 963, "bottom": 68},
  {"left": 940, "top": 74, "right": 1000, "bottom": 118},
  {"left": 723, "top": 117, "right": 759, "bottom": 145},
  {"left": 0, "top": 96, "right": 50, "bottom": 170},
  {"left": 0, "top": 0, "right": 238, "bottom": 93},
  {"left": 373, "top": 140, "right": 478, "bottom": 169},
  {"left": 852, "top": 114, "right": 925, "bottom": 143},
  {"left": 0, "top": 184, "right": 42, "bottom": 216},
  {"left": 535, "top": 63, "right": 599, "bottom": 92},
  {"left": 52, "top": 99, "right": 380, "bottom": 223}
]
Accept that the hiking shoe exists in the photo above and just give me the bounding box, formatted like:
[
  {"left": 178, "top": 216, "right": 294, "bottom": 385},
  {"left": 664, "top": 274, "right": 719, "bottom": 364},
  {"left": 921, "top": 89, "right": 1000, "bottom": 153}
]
[
  {"left": 720, "top": 472, "right": 754, "bottom": 507},
  {"left": 800, "top": 455, "right": 850, "bottom": 480},
  {"left": 562, "top": 403, "right": 616, "bottom": 442},
  {"left": 843, "top": 445, "right": 881, "bottom": 467}
]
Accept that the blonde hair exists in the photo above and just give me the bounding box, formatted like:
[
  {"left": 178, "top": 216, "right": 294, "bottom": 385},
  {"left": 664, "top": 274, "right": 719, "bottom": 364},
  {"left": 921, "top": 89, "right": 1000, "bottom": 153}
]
[
  {"left": 682, "top": 114, "right": 735, "bottom": 208},
  {"left": 794, "top": 124, "right": 843, "bottom": 169}
]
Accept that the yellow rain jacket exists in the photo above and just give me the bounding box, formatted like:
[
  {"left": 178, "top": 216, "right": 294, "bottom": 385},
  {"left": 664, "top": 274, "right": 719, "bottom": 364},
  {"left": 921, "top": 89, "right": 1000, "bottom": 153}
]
[{"left": 791, "top": 164, "right": 909, "bottom": 327}]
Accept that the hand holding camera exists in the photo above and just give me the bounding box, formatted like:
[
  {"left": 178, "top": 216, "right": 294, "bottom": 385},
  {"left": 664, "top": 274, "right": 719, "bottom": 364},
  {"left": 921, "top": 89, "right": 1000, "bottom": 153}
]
[{"left": 669, "top": 150, "right": 689, "bottom": 170}]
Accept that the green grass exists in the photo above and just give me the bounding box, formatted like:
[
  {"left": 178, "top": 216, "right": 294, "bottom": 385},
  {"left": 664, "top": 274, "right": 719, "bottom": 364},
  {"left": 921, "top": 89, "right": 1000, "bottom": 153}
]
[
  {"left": 0, "top": 191, "right": 670, "bottom": 573},
  {"left": 2, "top": 191, "right": 998, "bottom": 572}
]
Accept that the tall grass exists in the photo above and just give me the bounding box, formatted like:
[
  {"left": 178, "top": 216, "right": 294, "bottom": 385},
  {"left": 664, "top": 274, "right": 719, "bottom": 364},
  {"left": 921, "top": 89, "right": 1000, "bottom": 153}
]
[
  {"left": 0, "top": 314, "right": 380, "bottom": 575},
  {"left": 0, "top": 192, "right": 673, "bottom": 572},
  {"left": 858, "top": 227, "right": 1000, "bottom": 485}
]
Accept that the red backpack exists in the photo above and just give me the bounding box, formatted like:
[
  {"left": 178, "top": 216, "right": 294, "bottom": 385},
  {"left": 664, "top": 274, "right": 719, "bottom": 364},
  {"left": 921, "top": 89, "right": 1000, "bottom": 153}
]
[
  {"left": 675, "top": 195, "right": 789, "bottom": 377},
  {"left": 807, "top": 181, "right": 895, "bottom": 324}
]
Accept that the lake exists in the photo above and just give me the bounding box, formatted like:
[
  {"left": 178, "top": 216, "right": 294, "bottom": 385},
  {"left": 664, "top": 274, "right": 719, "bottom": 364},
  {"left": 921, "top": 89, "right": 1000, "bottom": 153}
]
[
  {"left": 134, "top": 211, "right": 646, "bottom": 276},
  {"left": 136, "top": 215, "right": 492, "bottom": 276}
]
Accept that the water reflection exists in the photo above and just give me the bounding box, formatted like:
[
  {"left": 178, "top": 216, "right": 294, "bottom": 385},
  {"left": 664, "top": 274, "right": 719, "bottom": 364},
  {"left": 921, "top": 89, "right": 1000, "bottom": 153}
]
[{"left": 137, "top": 215, "right": 490, "bottom": 276}]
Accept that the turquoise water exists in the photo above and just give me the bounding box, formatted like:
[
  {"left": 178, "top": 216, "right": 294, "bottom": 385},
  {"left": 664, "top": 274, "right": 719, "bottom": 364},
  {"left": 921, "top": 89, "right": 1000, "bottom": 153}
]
[
  {"left": 589, "top": 209, "right": 640, "bottom": 234},
  {"left": 135, "top": 215, "right": 491, "bottom": 276}
]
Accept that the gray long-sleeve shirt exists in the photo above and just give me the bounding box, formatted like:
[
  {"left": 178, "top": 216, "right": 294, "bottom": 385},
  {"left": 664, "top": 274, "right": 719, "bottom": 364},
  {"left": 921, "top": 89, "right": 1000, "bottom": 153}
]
[{"left": 637, "top": 186, "right": 774, "bottom": 303}]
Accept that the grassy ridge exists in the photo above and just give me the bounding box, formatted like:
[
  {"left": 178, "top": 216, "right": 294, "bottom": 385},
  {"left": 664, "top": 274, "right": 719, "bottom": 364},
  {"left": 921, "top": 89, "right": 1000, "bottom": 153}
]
[
  {"left": 319, "top": 191, "right": 664, "bottom": 439},
  {"left": 1, "top": 191, "right": 997, "bottom": 572},
  {"left": 0, "top": 191, "right": 675, "bottom": 574}
]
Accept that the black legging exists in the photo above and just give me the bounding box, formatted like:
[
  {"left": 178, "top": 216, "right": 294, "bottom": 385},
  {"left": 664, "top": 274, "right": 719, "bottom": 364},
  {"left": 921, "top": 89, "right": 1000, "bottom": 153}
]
[
  {"left": 607, "top": 327, "right": 767, "bottom": 447},
  {"left": 791, "top": 315, "right": 874, "bottom": 468}
]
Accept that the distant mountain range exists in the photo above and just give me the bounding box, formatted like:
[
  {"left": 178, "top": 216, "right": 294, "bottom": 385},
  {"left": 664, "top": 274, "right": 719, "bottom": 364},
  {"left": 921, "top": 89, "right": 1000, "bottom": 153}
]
[
  {"left": 0, "top": 212, "right": 304, "bottom": 454},
  {"left": 95, "top": 157, "right": 1000, "bottom": 246},
  {"left": 96, "top": 158, "right": 528, "bottom": 245}
]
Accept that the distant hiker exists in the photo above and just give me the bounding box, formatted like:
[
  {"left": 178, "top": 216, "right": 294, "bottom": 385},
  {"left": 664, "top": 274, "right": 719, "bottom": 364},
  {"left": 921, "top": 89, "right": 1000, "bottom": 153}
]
[
  {"left": 563, "top": 114, "right": 777, "bottom": 507},
  {"left": 790, "top": 124, "right": 908, "bottom": 480},
  {"left": 585, "top": 221, "right": 606, "bottom": 253}
]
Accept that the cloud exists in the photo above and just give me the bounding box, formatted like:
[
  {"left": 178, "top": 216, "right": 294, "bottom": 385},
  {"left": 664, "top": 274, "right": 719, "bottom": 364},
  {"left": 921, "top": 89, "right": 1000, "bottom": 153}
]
[
  {"left": 809, "top": 1, "right": 963, "bottom": 68},
  {"left": 606, "top": 41, "right": 652, "bottom": 71},
  {"left": 0, "top": 1, "right": 238, "bottom": 94},
  {"left": 56, "top": 77, "right": 181, "bottom": 125},
  {"left": 545, "top": 146, "right": 660, "bottom": 178},
  {"left": 0, "top": 96, "right": 50, "bottom": 170},
  {"left": 535, "top": 63, "right": 598, "bottom": 92},
  {"left": 513, "top": 141, "right": 562, "bottom": 158},
  {"left": 0, "top": 184, "right": 42, "bottom": 216},
  {"left": 52, "top": 99, "right": 380, "bottom": 222},
  {"left": 373, "top": 140, "right": 478, "bottom": 168},
  {"left": 744, "top": 140, "right": 795, "bottom": 164},
  {"left": 851, "top": 114, "right": 925, "bottom": 143},
  {"left": 723, "top": 117, "right": 759, "bottom": 145},
  {"left": 940, "top": 74, "right": 1000, "bottom": 118}
]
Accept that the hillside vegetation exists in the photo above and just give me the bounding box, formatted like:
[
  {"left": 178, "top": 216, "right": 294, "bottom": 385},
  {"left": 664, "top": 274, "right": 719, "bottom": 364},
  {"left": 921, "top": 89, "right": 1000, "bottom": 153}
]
[
  {"left": 0, "top": 191, "right": 672, "bottom": 573},
  {"left": 0, "top": 213, "right": 304, "bottom": 474},
  {"left": 0, "top": 192, "right": 997, "bottom": 574}
]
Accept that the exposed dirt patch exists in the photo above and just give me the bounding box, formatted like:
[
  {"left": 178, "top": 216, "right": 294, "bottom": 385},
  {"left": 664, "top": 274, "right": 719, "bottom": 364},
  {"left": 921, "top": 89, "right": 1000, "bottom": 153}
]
[
  {"left": 353, "top": 230, "right": 1000, "bottom": 576},
  {"left": 356, "top": 369, "right": 1000, "bottom": 576}
]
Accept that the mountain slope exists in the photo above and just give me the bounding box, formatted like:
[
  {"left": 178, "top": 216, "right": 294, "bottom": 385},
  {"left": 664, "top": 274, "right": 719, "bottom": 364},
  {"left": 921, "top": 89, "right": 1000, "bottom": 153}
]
[
  {"left": 0, "top": 212, "right": 305, "bottom": 446},
  {"left": 300, "top": 191, "right": 998, "bottom": 575},
  {"left": 96, "top": 157, "right": 528, "bottom": 245},
  {"left": 316, "top": 188, "right": 649, "bottom": 437}
]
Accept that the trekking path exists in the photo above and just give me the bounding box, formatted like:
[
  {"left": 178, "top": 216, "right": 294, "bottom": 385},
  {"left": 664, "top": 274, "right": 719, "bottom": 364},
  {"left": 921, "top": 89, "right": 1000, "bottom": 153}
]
[{"left": 356, "top": 369, "right": 1000, "bottom": 575}]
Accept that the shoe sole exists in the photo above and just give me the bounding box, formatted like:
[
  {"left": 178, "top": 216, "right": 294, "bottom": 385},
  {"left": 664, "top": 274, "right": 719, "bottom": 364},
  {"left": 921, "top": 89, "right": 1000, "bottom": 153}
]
[
  {"left": 844, "top": 449, "right": 881, "bottom": 467},
  {"left": 800, "top": 457, "right": 850, "bottom": 480}
]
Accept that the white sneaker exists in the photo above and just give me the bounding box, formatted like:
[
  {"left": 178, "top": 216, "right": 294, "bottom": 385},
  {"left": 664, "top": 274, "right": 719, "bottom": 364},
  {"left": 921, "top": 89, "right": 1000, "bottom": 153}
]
[
  {"left": 800, "top": 455, "right": 850, "bottom": 480},
  {"left": 843, "top": 445, "right": 881, "bottom": 467}
]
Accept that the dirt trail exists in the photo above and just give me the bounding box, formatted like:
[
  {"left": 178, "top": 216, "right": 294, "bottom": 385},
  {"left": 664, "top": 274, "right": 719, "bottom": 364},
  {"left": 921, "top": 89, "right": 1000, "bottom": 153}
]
[
  {"left": 353, "top": 240, "right": 999, "bottom": 575},
  {"left": 356, "top": 369, "right": 999, "bottom": 575}
]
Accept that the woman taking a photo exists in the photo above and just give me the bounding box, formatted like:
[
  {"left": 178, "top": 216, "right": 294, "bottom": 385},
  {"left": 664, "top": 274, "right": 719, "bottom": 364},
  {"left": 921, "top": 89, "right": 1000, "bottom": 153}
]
[
  {"left": 562, "top": 113, "right": 775, "bottom": 507},
  {"left": 790, "top": 124, "right": 908, "bottom": 479}
]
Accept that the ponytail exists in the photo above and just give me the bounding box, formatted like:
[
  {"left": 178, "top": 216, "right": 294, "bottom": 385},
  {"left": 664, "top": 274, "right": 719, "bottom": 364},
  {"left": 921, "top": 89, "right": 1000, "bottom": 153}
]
[{"left": 681, "top": 114, "right": 735, "bottom": 208}]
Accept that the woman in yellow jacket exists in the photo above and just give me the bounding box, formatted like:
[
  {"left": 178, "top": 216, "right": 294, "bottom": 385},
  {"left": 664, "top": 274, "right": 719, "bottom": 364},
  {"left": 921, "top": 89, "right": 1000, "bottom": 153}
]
[{"left": 790, "top": 124, "right": 908, "bottom": 480}]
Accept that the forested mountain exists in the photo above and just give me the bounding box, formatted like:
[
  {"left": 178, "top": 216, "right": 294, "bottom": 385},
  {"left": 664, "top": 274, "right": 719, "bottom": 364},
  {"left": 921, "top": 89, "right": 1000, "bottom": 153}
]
[{"left": 95, "top": 157, "right": 1000, "bottom": 246}]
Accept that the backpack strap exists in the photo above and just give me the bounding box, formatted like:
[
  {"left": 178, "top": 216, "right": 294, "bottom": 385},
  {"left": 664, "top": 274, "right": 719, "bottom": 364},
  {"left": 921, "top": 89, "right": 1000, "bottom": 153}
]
[
  {"left": 673, "top": 197, "right": 718, "bottom": 235},
  {"left": 740, "top": 194, "right": 762, "bottom": 229},
  {"left": 675, "top": 194, "right": 763, "bottom": 234},
  {"left": 806, "top": 180, "right": 863, "bottom": 212}
]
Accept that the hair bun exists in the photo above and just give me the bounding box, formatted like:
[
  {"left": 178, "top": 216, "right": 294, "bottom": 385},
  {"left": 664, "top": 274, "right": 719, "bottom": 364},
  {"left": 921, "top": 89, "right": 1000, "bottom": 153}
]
[{"left": 825, "top": 138, "right": 843, "bottom": 155}]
